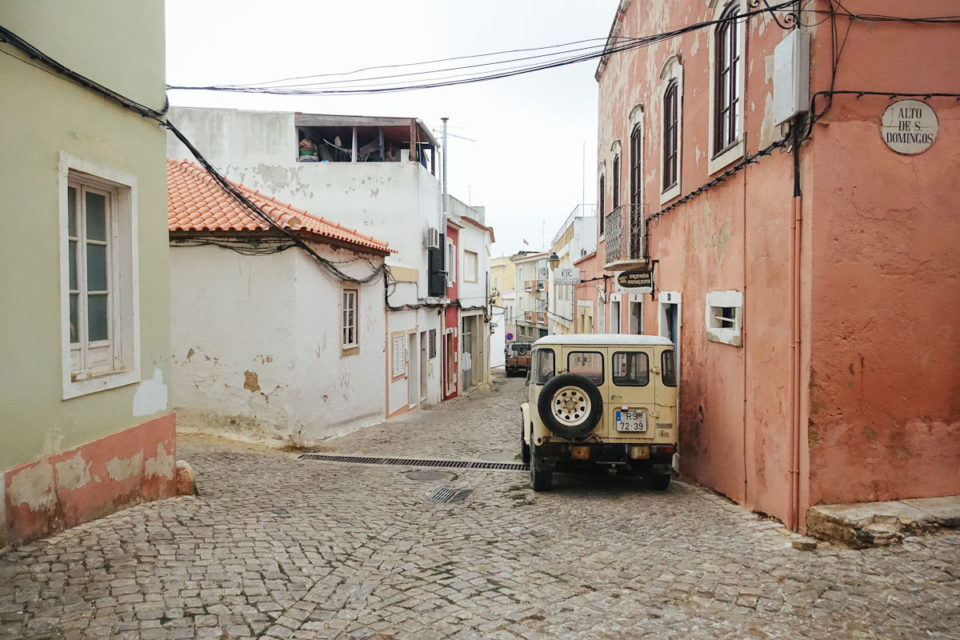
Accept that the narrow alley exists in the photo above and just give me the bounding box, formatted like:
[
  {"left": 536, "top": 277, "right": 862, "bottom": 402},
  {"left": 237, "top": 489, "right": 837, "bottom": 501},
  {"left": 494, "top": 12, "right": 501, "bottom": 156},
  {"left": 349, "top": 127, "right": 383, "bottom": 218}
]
[{"left": 1, "top": 375, "right": 958, "bottom": 640}]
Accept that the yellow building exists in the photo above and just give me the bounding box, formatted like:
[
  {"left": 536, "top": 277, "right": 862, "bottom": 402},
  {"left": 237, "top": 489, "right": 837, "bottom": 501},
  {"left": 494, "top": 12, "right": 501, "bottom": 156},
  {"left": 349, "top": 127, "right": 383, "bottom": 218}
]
[{"left": 0, "top": 1, "right": 176, "bottom": 545}]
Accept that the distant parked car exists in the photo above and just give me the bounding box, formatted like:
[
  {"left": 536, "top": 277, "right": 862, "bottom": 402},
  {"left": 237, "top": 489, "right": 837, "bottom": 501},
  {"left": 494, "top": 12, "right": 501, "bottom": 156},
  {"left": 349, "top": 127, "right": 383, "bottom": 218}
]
[
  {"left": 520, "top": 334, "right": 678, "bottom": 491},
  {"left": 504, "top": 342, "right": 532, "bottom": 377}
]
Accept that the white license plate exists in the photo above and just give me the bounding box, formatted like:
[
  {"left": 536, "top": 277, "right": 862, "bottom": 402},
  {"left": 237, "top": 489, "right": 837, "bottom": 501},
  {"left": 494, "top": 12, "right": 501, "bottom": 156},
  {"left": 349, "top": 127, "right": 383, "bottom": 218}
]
[{"left": 616, "top": 411, "right": 647, "bottom": 432}]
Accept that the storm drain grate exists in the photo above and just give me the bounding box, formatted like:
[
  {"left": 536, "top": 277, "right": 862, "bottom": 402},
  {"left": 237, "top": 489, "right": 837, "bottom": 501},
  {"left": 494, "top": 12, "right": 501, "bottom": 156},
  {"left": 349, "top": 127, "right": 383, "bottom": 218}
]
[
  {"left": 298, "top": 454, "right": 527, "bottom": 472},
  {"left": 429, "top": 487, "right": 473, "bottom": 503}
]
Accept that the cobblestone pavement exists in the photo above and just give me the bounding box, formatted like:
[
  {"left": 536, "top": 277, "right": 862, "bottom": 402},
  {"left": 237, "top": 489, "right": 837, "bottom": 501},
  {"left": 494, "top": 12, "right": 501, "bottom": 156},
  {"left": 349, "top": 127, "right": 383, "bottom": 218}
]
[{"left": 2, "top": 375, "right": 959, "bottom": 639}]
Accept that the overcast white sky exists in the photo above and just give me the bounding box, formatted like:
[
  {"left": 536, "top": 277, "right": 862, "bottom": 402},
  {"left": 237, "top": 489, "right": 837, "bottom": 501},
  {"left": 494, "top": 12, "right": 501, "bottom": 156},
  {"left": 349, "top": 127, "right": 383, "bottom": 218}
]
[{"left": 164, "top": 0, "right": 620, "bottom": 256}]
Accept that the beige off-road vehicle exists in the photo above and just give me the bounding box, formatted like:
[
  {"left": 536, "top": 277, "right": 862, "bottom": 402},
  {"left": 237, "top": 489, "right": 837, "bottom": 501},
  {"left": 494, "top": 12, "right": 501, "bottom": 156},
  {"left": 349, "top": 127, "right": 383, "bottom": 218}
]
[{"left": 521, "top": 334, "right": 678, "bottom": 491}]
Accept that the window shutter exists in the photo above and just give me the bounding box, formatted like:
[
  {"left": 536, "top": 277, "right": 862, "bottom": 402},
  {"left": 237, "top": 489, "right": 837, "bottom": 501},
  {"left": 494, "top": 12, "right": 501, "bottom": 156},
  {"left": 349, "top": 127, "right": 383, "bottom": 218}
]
[{"left": 392, "top": 335, "right": 407, "bottom": 377}]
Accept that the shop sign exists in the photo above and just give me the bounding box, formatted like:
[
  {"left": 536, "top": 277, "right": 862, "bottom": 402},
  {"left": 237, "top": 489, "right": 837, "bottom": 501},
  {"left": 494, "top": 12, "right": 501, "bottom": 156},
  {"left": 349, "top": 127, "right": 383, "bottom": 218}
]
[
  {"left": 881, "top": 100, "right": 938, "bottom": 155},
  {"left": 616, "top": 269, "right": 652, "bottom": 293},
  {"left": 553, "top": 267, "right": 581, "bottom": 285}
]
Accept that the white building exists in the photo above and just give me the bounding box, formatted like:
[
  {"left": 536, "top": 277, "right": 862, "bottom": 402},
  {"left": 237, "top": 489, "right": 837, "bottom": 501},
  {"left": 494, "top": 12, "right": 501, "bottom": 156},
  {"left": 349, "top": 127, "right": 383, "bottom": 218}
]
[
  {"left": 511, "top": 252, "right": 549, "bottom": 342},
  {"left": 444, "top": 195, "right": 495, "bottom": 392},
  {"left": 548, "top": 204, "right": 597, "bottom": 335},
  {"left": 167, "top": 107, "right": 446, "bottom": 418},
  {"left": 167, "top": 159, "right": 391, "bottom": 444}
]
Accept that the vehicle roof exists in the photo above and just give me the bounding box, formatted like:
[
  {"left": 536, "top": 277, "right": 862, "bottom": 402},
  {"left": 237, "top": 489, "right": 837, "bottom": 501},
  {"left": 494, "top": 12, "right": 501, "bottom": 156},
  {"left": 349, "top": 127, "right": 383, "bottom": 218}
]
[{"left": 532, "top": 334, "right": 675, "bottom": 347}]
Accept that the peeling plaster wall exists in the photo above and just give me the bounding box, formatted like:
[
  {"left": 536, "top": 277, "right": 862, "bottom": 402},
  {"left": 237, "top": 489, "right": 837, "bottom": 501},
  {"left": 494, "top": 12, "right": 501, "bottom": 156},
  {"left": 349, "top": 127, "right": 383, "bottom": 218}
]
[
  {"left": 804, "top": 0, "right": 960, "bottom": 508},
  {"left": 0, "top": 2, "right": 176, "bottom": 544},
  {"left": 3, "top": 415, "right": 176, "bottom": 545},
  {"left": 596, "top": 0, "right": 960, "bottom": 525},
  {"left": 170, "top": 242, "right": 387, "bottom": 444},
  {"left": 596, "top": 0, "right": 799, "bottom": 522},
  {"left": 167, "top": 106, "right": 447, "bottom": 411}
]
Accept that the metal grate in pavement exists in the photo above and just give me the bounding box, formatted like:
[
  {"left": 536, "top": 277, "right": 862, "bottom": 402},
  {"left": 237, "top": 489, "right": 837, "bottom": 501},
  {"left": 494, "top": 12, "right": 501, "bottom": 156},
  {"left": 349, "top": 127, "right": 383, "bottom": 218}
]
[
  {"left": 429, "top": 487, "right": 473, "bottom": 503},
  {"left": 298, "top": 454, "right": 527, "bottom": 472}
]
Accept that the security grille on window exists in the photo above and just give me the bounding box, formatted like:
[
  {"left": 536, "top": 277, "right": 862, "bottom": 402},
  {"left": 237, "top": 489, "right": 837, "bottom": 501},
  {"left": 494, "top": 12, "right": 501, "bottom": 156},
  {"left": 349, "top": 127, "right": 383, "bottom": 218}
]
[
  {"left": 342, "top": 289, "right": 358, "bottom": 347},
  {"left": 715, "top": 2, "right": 741, "bottom": 154},
  {"left": 60, "top": 156, "right": 139, "bottom": 399},
  {"left": 429, "top": 329, "right": 437, "bottom": 358}
]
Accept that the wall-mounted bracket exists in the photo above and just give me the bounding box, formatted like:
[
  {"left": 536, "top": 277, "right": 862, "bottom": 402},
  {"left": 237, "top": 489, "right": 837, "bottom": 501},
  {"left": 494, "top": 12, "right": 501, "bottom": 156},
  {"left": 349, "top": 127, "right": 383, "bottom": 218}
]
[{"left": 749, "top": 0, "right": 801, "bottom": 30}]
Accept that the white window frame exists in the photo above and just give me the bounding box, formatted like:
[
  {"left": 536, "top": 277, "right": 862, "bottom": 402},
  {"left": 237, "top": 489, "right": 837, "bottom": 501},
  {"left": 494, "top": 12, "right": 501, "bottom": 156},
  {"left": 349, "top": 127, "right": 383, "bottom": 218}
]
[
  {"left": 341, "top": 288, "right": 359, "bottom": 350},
  {"left": 59, "top": 153, "right": 140, "bottom": 399},
  {"left": 659, "top": 55, "right": 684, "bottom": 204},
  {"left": 446, "top": 238, "right": 457, "bottom": 287},
  {"left": 705, "top": 289, "right": 743, "bottom": 346},
  {"left": 708, "top": 0, "right": 747, "bottom": 175},
  {"left": 464, "top": 250, "right": 479, "bottom": 283}
]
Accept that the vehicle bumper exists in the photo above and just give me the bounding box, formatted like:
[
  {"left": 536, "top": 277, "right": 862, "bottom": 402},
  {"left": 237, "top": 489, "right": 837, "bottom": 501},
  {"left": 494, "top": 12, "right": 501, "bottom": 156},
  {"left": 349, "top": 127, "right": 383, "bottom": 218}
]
[{"left": 535, "top": 442, "right": 675, "bottom": 472}]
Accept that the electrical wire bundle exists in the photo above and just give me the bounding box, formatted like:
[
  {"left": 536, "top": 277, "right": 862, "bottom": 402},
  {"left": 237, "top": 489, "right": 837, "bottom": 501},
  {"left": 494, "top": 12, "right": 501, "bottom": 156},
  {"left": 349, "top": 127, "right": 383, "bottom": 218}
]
[{"left": 165, "top": 0, "right": 799, "bottom": 96}]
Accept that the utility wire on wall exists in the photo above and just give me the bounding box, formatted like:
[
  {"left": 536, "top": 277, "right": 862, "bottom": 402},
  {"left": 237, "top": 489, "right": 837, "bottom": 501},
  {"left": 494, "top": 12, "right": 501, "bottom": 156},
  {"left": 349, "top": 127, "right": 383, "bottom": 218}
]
[{"left": 0, "top": 22, "right": 387, "bottom": 287}]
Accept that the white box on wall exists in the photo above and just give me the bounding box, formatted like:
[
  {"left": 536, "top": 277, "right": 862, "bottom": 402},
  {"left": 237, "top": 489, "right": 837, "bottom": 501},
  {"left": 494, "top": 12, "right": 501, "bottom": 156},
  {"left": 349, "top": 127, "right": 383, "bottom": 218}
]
[{"left": 773, "top": 30, "right": 811, "bottom": 126}]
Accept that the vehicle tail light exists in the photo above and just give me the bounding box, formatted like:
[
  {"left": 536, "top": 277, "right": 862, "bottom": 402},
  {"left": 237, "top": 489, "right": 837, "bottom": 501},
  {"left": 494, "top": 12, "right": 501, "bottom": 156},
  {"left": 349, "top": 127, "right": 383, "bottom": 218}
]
[{"left": 651, "top": 444, "right": 676, "bottom": 456}]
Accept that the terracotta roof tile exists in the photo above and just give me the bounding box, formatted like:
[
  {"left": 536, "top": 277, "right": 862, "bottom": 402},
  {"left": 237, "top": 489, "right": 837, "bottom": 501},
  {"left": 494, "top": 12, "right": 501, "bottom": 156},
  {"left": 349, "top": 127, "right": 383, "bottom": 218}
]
[{"left": 167, "top": 159, "right": 391, "bottom": 255}]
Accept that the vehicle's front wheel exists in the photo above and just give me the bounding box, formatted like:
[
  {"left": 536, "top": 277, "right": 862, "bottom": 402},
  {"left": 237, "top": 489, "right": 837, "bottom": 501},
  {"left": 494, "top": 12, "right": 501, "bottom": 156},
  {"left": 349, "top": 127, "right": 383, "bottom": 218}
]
[
  {"left": 529, "top": 443, "right": 552, "bottom": 491},
  {"left": 520, "top": 416, "right": 530, "bottom": 465}
]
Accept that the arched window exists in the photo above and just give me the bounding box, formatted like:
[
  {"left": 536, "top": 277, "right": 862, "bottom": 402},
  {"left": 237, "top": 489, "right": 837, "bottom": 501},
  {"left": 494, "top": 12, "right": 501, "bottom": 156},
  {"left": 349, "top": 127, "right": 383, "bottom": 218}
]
[
  {"left": 598, "top": 174, "right": 606, "bottom": 235},
  {"left": 629, "top": 124, "right": 642, "bottom": 210},
  {"left": 663, "top": 80, "right": 679, "bottom": 191},
  {"left": 612, "top": 155, "right": 620, "bottom": 210},
  {"left": 714, "top": 2, "right": 741, "bottom": 154}
]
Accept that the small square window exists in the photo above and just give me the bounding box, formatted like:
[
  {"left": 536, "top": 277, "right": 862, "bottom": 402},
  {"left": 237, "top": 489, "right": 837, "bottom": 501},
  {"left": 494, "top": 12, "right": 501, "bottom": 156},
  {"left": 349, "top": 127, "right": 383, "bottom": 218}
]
[
  {"left": 613, "top": 351, "right": 649, "bottom": 386},
  {"left": 705, "top": 290, "right": 743, "bottom": 346},
  {"left": 568, "top": 351, "right": 603, "bottom": 384}
]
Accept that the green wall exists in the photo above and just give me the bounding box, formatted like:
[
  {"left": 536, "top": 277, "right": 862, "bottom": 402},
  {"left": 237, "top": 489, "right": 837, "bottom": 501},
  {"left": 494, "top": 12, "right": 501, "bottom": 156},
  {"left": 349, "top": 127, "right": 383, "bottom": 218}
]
[{"left": 0, "top": 1, "right": 171, "bottom": 471}]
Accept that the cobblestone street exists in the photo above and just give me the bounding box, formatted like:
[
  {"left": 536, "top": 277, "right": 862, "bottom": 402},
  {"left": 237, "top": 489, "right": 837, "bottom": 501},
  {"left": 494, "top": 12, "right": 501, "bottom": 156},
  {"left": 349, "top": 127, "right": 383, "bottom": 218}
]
[{"left": 2, "top": 374, "right": 959, "bottom": 639}]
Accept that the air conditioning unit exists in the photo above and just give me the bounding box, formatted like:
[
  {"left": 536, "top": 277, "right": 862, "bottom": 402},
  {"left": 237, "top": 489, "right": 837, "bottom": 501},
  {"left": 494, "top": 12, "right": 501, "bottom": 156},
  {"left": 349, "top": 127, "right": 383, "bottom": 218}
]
[{"left": 424, "top": 227, "right": 441, "bottom": 249}]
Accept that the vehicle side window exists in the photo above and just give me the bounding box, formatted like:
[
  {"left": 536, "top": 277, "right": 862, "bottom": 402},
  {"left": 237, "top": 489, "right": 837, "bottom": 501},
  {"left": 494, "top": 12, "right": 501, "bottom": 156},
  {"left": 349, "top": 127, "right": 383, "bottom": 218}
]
[
  {"left": 568, "top": 351, "right": 603, "bottom": 384},
  {"left": 612, "top": 351, "right": 649, "bottom": 386},
  {"left": 533, "top": 349, "right": 555, "bottom": 384},
  {"left": 661, "top": 349, "right": 677, "bottom": 387}
]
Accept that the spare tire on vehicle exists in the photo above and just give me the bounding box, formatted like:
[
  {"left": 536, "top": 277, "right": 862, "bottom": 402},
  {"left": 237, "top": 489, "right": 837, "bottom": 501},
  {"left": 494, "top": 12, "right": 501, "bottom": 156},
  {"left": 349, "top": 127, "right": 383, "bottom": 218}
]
[{"left": 537, "top": 373, "right": 603, "bottom": 440}]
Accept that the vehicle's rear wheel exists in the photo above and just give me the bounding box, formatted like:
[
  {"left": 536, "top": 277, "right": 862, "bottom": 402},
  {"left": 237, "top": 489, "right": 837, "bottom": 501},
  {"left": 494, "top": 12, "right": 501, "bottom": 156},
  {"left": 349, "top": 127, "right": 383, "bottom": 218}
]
[
  {"left": 529, "top": 443, "right": 552, "bottom": 491},
  {"left": 644, "top": 473, "right": 671, "bottom": 491}
]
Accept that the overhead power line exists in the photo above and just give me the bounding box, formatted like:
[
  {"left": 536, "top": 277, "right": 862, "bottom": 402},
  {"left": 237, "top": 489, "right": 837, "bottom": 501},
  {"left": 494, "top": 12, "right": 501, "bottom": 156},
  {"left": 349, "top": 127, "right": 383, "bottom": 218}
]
[
  {"left": 166, "top": 1, "right": 799, "bottom": 96},
  {"left": 166, "top": 4, "right": 960, "bottom": 97}
]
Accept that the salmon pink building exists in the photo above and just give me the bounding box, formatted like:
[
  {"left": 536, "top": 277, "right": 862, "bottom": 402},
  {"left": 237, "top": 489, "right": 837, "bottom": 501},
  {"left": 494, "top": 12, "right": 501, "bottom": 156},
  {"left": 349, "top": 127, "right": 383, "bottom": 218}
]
[{"left": 592, "top": 0, "right": 960, "bottom": 530}]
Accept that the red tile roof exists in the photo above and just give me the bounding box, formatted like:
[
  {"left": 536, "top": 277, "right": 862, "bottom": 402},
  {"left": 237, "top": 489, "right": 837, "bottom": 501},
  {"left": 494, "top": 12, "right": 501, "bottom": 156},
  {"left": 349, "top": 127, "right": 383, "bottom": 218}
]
[{"left": 167, "top": 159, "right": 391, "bottom": 255}]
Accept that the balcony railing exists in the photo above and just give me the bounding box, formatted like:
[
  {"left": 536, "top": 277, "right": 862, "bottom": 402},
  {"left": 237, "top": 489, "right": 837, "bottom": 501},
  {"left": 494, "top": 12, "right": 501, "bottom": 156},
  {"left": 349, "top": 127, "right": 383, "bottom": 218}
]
[{"left": 604, "top": 203, "right": 646, "bottom": 267}]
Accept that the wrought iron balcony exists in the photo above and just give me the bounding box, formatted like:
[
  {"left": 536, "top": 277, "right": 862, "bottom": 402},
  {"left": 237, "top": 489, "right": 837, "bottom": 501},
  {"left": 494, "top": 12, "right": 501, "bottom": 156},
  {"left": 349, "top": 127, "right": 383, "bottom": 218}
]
[{"left": 603, "top": 203, "right": 646, "bottom": 269}]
